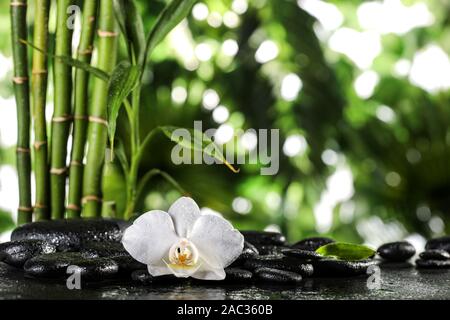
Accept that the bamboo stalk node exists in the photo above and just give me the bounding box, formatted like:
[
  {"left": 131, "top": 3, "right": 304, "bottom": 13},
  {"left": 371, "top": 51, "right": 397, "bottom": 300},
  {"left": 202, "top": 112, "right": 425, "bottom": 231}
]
[
  {"left": 34, "top": 203, "right": 48, "bottom": 209},
  {"left": 13, "top": 76, "right": 28, "bottom": 84},
  {"left": 88, "top": 116, "right": 108, "bottom": 126},
  {"left": 67, "top": 204, "right": 81, "bottom": 211},
  {"left": 70, "top": 160, "right": 83, "bottom": 167},
  {"left": 10, "top": 1, "right": 27, "bottom": 7},
  {"left": 16, "top": 147, "right": 31, "bottom": 154},
  {"left": 18, "top": 206, "right": 33, "bottom": 213},
  {"left": 82, "top": 195, "right": 102, "bottom": 204},
  {"left": 50, "top": 167, "right": 68, "bottom": 175},
  {"left": 78, "top": 47, "right": 93, "bottom": 56},
  {"left": 97, "top": 30, "right": 118, "bottom": 38},
  {"left": 52, "top": 115, "right": 73, "bottom": 123},
  {"left": 34, "top": 141, "right": 47, "bottom": 150},
  {"left": 32, "top": 69, "right": 48, "bottom": 75}
]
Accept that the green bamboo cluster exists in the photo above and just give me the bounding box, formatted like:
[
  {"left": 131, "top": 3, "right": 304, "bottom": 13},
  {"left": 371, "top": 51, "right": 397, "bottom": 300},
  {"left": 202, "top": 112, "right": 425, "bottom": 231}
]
[
  {"left": 10, "top": 0, "right": 32, "bottom": 225},
  {"left": 82, "top": 0, "right": 118, "bottom": 218},
  {"left": 50, "top": 0, "right": 74, "bottom": 220},
  {"left": 31, "top": 0, "right": 50, "bottom": 221},
  {"left": 10, "top": 0, "right": 197, "bottom": 223},
  {"left": 67, "top": 0, "right": 99, "bottom": 219}
]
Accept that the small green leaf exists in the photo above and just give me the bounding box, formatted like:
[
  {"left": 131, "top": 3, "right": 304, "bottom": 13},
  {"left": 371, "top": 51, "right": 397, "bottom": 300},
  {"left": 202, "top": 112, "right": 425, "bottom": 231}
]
[
  {"left": 316, "top": 242, "right": 376, "bottom": 261},
  {"left": 140, "top": 0, "right": 197, "bottom": 67},
  {"left": 20, "top": 39, "right": 110, "bottom": 81},
  {"left": 160, "top": 126, "right": 240, "bottom": 173},
  {"left": 106, "top": 61, "right": 140, "bottom": 159}
]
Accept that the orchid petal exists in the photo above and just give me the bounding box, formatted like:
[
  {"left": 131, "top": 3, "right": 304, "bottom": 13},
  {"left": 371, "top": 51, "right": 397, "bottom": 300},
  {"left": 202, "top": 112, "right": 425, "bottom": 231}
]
[
  {"left": 122, "top": 210, "right": 179, "bottom": 266},
  {"left": 191, "top": 259, "right": 226, "bottom": 280},
  {"left": 168, "top": 197, "right": 201, "bottom": 237},
  {"left": 189, "top": 214, "right": 244, "bottom": 269}
]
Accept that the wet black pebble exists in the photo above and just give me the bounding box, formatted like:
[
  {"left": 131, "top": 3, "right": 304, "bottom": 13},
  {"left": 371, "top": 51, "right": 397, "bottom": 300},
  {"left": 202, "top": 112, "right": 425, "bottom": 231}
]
[
  {"left": 425, "top": 236, "right": 450, "bottom": 253},
  {"left": 253, "top": 244, "right": 289, "bottom": 256},
  {"left": 416, "top": 259, "right": 450, "bottom": 269},
  {"left": 291, "top": 237, "right": 335, "bottom": 251},
  {"left": 23, "top": 252, "right": 119, "bottom": 280},
  {"left": 312, "top": 259, "right": 378, "bottom": 277},
  {"left": 0, "top": 240, "right": 56, "bottom": 268},
  {"left": 80, "top": 241, "right": 129, "bottom": 258},
  {"left": 243, "top": 255, "right": 313, "bottom": 277},
  {"left": 377, "top": 241, "right": 416, "bottom": 262},
  {"left": 281, "top": 248, "right": 323, "bottom": 261},
  {"left": 110, "top": 255, "right": 146, "bottom": 274},
  {"left": 255, "top": 267, "right": 302, "bottom": 284},
  {"left": 229, "top": 241, "right": 259, "bottom": 267},
  {"left": 240, "top": 231, "right": 286, "bottom": 246},
  {"left": 11, "top": 219, "right": 130, "bottom": 251},
  {"left": 419, "top": 250, "right": 450, "bottom": 261},
  {"left": 224, "top": 268, "right": 253, "bottom": 282}
]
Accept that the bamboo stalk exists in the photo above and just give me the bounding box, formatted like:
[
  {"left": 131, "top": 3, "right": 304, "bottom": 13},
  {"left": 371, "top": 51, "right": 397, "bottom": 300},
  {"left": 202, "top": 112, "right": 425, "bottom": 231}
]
[
  {"left": 81, "top": 0, "right": 118, "bottom": 218},
  {"left": 67, "top": 0, "right": 98, "bottom": 219},
  {"left": 50, "top": 0, "right": 74, "bottom": 220},
  {"left": 10, "top": 0, "right": 32, "bottom": 225},
  {"left": 31, "top": 0, "right": 50, "bottom": 221}
]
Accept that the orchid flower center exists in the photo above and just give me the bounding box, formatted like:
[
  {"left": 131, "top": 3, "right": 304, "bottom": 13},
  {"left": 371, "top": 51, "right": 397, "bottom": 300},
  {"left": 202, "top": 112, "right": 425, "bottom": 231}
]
[{"left": 169, "top": 238, "right": 199, "bottom": 267}]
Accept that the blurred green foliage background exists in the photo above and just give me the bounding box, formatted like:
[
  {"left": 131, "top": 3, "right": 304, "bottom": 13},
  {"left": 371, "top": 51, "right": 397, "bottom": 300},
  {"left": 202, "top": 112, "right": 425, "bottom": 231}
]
[{"left": 0, "top": 0, "right": 449, "bottom": 247}]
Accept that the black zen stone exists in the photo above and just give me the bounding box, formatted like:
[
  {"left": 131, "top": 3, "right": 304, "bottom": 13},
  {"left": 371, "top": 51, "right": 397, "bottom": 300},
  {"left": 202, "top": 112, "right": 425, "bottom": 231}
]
[
  {"left": 416, "top": 259, "right": 450, "bottom": 269},
  {"left": 80, "top": 241, "right": 129, "bottom": 258},
  {"left": 312, "top": 259, "right": 379, "bottom": 277},
  {"left": 243, "top": 255, "right": 314, "bottom": 277},
  {"left": 253, "top": 244, "right": 289, "bottom": 256},
  {"left": 240, "top": 231, "right": 286, "bottom": 246},
  {"left": 425, "top": 236, "right": 450, "bottom": 253},
  {"left": 419, "top": 250, "right": 450, "bottom": 261},
  {"left": 0, "top": 240, "right": 56, "bottom": 268},
  {"left": 229, "top": 241, "right": 259, "bottom": 267},
  {"left": 281, "top": 248, "right": 323, "bottom": 261},
  {"left": 11, "top": 219, "right": 130, "bottom": 251},
  {"left": 23, "top": 252, "right": 119, "bottom": 280},
  {"left": 255, "top": 267, "right": 302, "bottom": 284},
  {"left": 111, "top": 255, "right": 146, "bottom": 274},
  {"left": 377, "top": 241, "right": 416, "bottom": 262},
  {"left": 224, "top": 268, "right": 253, "bottom": 282},
  {"left": 291, "top": 237, "right": 335, "bottom": 251}
]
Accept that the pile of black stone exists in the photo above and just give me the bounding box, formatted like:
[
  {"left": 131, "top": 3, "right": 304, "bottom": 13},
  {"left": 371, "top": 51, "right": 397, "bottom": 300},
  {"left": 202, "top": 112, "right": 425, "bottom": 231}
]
[
  {"left": 376, "top": 239, "right": 450, "bottom": 269},
  {"left": 0, "top": 220, "right": 449, "bottom": 285}
]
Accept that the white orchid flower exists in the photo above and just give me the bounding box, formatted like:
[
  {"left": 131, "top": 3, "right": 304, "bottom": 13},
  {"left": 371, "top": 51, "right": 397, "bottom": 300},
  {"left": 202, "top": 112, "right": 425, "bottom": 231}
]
[{"left": 122, "top": 197, "right": 244, "bottom": 280}]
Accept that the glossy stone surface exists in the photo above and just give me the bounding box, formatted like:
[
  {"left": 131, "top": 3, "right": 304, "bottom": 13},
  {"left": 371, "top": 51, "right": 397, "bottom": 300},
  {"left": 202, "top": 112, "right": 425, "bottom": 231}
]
[
  {"left": 419, "top": 250, "right": 450, "bottom": 261},
  {"left": 240, "top": 231, "right": 286, "bottom": 246},
  {"left": 11, "top": 219, "right": 129, "bottom": 251},
  {"left": 255, "top": 267, "right": 302, "bottom": 284},
  {"left": 1, "top": 262, "right": 449, "bottom": 299},
  {"left": 0, "top": 240, "right": 56, "bottom": 267},
  {"left": 291, "top": 237, "right": 335, "bottom": 251},
  {"left": 23, "top": 252, "right": 119, "bottom": 279},
  {"left": 312, "top": 259, "right": 379, "bottom": 277},
  {"left": 377, "top": 241, "right": 416, "bottom": 262},
  {"left": 426, "top": 236, "right": 450, "bottom": 253}
]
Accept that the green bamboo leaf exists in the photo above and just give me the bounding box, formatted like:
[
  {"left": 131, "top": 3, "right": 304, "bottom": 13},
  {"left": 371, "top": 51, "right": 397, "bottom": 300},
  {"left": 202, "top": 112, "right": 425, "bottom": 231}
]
[
  {"left": 113, "top": 0, "right": 145, "bottom": 60},
  {"left": 160, "top": 126, "right": 240, "bottom": 173},
  {"left": 316, "top": 242, "right": 376, "bottom": 261},
  {"left": 136, "top": 168, "right": 186, "bottom": 201},
  {"left": 140, "top": 0, "right": 197, "bottom": 67},
  {"left": 107, "top": 61, "right": 140, "bottom": 159},
  {"left": 20, "top": 39, "right": 110, "bottom": 81}
]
